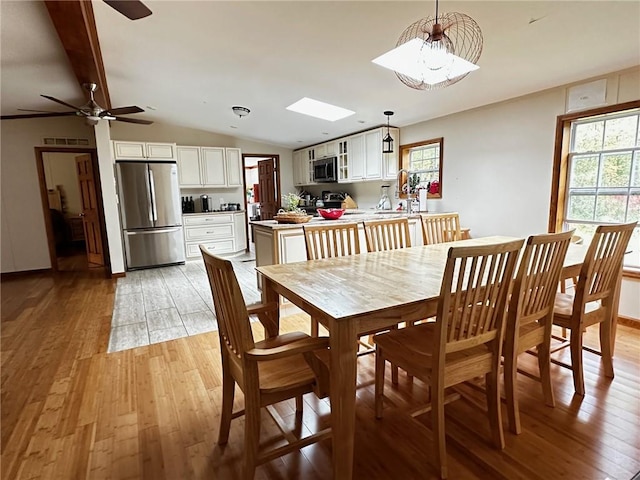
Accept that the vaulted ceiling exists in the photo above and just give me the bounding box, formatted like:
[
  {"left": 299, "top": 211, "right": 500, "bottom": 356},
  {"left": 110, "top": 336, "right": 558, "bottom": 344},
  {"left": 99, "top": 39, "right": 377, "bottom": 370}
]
[{"left": 1, "top": 1, "right": 639, "bottom": 148}]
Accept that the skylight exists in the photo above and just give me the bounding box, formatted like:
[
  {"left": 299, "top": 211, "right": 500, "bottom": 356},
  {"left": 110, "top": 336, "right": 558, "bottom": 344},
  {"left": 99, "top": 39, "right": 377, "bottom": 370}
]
[
  {"left": 286, "top": 98, "right": 355, "bottom": 122},
  {"left": 372, "top": 38, "right": 479, "bottom": 85}
]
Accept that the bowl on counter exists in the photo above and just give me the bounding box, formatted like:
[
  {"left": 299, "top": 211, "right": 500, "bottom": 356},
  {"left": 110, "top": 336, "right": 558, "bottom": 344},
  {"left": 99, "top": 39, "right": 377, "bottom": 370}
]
[{"left": 317, "top": 208, "right": 345, "bottom": 220}]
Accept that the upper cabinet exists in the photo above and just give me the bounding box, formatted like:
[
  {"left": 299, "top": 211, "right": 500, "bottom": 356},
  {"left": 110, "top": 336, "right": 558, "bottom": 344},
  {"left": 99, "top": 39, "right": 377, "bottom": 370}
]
[
  {"left": 313, "top": 141, "right": 337, "bottom": 160},
  {"left": 293, "top": 148, "right": 316, "bottom": 187},
  {"left": 294, "top": 126, "right": 399, "bottom": 185},
  {"left": 340, "top": 127, "right": 399, "bottom": 183},
  {"left": 113, "top": 141, "right": 176, "bottom": 161},
  {"left": 176, "top": 146, "right": 242, "bottom": 188}
]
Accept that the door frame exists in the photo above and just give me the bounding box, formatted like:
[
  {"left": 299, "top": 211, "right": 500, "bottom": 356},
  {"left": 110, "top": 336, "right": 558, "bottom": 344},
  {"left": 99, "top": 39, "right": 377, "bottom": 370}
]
[
  {"left": 35, "top": 147, "right": 110, "bottom": 273},
  {"left": 242, "top": 153, "right": 280, "bottom": 252}
]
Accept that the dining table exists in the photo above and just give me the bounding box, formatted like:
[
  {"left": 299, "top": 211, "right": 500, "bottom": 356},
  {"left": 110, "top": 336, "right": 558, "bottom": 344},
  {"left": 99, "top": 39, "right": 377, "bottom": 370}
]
[{"left": 256, "top": 235, "right": 590, "bottom": 479}]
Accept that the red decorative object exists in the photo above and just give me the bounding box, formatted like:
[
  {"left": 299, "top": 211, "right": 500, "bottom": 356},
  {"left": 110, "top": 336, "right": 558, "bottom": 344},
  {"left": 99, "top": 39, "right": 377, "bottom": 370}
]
[
  {"left": 317, "top": 208, "right": 345, "bottom": 220},
  {"left": 429, "top": 181, "right": 439, "bottom": 194}
]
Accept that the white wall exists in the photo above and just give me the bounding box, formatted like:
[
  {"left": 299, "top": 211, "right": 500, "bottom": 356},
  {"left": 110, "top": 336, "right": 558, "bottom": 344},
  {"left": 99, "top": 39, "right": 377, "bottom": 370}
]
[
  {"left": 0, "top": 116, "right": 96, "bottom": 273},
  {"left": 398, "top": 67, "right": 640, "bottom": 319},
  {"left": 43, "top": 152, "right": 83, "bottom": 215}
]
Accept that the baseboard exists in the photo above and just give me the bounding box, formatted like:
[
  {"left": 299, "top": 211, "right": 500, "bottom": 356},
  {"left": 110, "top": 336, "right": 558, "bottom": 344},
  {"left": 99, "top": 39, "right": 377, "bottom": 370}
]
[
  {"left": 618, "top": 315, "right": 640, "bottom": 329},
  {"left": 1, "top": 268, "right": 53, "bottom": 280}
]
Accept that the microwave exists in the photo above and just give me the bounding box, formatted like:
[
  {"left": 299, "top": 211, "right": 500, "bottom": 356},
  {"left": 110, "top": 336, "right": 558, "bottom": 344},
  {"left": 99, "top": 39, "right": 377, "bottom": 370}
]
[{"left": 312, "top": 156, "right": 338, "bottom": 183}]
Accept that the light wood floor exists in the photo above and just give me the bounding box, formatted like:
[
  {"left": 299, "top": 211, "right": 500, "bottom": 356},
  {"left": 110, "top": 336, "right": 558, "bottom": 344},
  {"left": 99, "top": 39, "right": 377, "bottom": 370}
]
[{"left": 2, "top": 267, "right": 640, "bottom": 479}]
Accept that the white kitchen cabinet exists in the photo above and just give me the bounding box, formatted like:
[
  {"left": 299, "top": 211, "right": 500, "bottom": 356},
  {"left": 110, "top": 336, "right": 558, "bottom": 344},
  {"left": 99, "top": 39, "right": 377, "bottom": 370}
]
[
  {"left": 176, "top": 146, "right": 242, "bottom": 188},
  {"left": 293, "top": 150, "right": 305, "bottom": 186},
  {"left": 348, "top": 133, "right": 365, "bottom": 181},
  {"left": 337, "top": 139, "right": 349, "bottom": 182},
  {"left": 183, "top": 212, "right": 247, "bottom": 259},
  {"left": 201, "top": 147, "right": 226, "bottom": 187},
  {"left": 340, "top": 127, "right": 399, "bottom": 182},
  {"left": 113, "top": 141, "right": 176, "bottom": 161},
  {"left": 293, "top": 148, "right": 315, "bottom": 186},
  {"left": 225, "top": 148, "right": 242, "bottom": 187},
  {"left": 176, "top": 146, "right": 202, "bottom": 187},
  {"left": 364, "top": 129, "right": 383, "bottom": 179},
  {"left": 314, "top": 143, "right": 327, "bottom": 160}
]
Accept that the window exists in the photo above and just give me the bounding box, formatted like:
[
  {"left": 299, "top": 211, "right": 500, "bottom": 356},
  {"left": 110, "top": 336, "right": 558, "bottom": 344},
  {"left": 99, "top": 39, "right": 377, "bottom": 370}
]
[
  {"left": 551, "top": 101, "right": 640, "bottom": 274},
  {"left": 399, "top": 137, "right": 443, "bottom": 198}
]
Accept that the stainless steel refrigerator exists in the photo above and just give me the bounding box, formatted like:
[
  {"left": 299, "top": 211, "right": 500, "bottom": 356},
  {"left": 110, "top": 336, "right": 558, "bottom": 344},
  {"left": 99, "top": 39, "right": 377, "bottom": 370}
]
[{"left": 116, "top": 161, "right": 185, "bottom": 269}]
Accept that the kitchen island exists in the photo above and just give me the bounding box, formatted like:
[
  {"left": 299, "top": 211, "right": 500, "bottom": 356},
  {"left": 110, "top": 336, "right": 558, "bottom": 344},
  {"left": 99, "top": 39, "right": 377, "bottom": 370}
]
[{"left": 251, "top": 210, "right": 424, "bottom": 293}]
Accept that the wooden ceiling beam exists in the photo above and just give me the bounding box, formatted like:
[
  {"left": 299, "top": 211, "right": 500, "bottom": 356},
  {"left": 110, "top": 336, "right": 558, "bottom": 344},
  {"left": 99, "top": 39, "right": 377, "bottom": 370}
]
[{"left": 44, "top": 0, "right": 111, "bottom": 109}]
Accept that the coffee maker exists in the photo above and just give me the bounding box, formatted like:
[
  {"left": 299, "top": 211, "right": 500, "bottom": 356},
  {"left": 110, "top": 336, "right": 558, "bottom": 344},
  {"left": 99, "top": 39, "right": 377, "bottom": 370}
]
[{"left": 200, "top": 194, "right": 210, "bottom": 212}]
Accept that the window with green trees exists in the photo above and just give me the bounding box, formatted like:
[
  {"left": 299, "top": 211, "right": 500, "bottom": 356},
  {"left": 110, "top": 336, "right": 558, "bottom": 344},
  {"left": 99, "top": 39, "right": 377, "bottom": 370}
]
[{"left": 565, "top": 109, "right": 640, "bottom": 268}]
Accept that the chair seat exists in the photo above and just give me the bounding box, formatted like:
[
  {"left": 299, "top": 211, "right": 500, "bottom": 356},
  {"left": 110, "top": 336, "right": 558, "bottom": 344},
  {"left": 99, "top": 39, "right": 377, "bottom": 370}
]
[
  {"left": 374, "top": 322, "right": 492, "bottom": 380},
  {"left": 255, "top": 332, "right": 320, "bottom": 394},
  {"left": 553, "top": 292, "right": 602, "bottom": 328}
]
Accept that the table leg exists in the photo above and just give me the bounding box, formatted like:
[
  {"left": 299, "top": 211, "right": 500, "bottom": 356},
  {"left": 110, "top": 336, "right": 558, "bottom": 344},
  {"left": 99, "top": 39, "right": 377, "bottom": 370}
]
[
  {"left": 329, "top": 318, "right": 358, "bottom": 480},
  {"left": 260, "top": 277, "right": 280, "bottom": 339}
]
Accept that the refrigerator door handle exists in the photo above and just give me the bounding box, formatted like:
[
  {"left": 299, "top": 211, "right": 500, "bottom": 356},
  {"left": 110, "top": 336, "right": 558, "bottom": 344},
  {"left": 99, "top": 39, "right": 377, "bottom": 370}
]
[
  {"left": 125, "top": 227, "right": 182, "bottom": 235},
  {"left": 148, "top": 170, "right": 158, "bottom": 222}
]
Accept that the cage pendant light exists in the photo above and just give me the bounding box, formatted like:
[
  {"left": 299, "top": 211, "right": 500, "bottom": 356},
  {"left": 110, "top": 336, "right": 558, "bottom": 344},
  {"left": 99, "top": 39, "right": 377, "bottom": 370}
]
[
  {"left": 382, "top": 111, "right": 394, "bottom": 153},
  {"left": 372, "top": 0, "right": 482, "bottom": 91},
  {"left": 396, "top": 0, "right": 482, "bottom": 90}
]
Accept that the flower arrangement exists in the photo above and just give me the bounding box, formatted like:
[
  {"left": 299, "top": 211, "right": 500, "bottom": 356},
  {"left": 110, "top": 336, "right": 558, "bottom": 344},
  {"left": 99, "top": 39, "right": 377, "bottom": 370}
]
[
  {"left": 275, "top": 193, "right": 311, "bottom": 223},
  {"left": 282, "top": 192, "right": 304, "bottom": 213}
]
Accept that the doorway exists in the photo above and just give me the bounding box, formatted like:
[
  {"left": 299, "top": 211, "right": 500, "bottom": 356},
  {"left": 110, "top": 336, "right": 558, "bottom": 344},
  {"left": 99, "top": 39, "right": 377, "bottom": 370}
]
[
  {"left": 242, "top": 153, "right": 280, "bottom": 252},
  {"left": 35, "top": 147, "right": 109, "bottom": 273}
]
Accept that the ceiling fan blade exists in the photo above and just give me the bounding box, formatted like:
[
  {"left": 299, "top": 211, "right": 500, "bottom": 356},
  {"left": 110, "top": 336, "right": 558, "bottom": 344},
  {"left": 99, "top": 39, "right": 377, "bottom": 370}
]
[
  {"left": 18, "top": 108, "right": 77, "bottom": 114},
  {"left": 41, "top": 95, "right": 82, "bottom": 111},
  {"left": 114, "top": 116, "right": 153, "bottom": 125},
  {"left": 103, "top": 1, "right": 152, "bottom": 20},
  {"left": 1, "top": 112, "right": 78, "bottom": 120},
  {"left": 103, "top": 106, "right": 144, "bottom": 116}
]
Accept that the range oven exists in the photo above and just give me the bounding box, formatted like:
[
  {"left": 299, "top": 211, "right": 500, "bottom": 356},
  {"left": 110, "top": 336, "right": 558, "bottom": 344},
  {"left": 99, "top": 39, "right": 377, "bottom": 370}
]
[{"left": 312, "top": 156, "right": 337, "bottom": 183}]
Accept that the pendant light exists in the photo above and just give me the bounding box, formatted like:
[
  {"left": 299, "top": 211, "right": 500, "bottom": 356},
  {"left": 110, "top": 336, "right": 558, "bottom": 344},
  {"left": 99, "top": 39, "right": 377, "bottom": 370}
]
[
  {"left": 382, "top": 111, "right": 394, "bottom": 153},
  {"left": 371, "top": 0, "right": 483, "bottom": 90}
]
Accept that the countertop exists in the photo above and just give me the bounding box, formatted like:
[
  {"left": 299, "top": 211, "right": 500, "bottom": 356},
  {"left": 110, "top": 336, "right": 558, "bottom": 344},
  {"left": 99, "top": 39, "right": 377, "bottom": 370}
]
[
  {"left": 250, "top": 209, "right": 422, "bottom": 230},
  {"left": 182, "top": 210, "right": 245, "bottom": 216}
]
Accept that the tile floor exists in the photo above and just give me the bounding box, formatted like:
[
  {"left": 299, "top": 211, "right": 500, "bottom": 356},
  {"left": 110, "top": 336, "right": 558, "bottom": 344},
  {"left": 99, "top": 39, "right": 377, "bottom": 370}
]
[{"left": 108, "top": 252, "right": 260, "bottom": 352}]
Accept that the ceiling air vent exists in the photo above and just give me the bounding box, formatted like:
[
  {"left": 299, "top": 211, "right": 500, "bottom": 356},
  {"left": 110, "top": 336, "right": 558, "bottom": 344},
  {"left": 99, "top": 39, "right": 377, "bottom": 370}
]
[{"left": 42, "top": 137, "right": 90, "bottom": 146}]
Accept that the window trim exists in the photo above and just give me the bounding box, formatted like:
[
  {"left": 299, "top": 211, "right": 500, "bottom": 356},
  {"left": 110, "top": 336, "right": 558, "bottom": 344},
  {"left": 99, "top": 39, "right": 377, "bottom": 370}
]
[
  {"left": 399, "top": 137, "right": 444, "bottom": 199},
  {"left": 549, "top": 99, "right": 640, "bottom": 279}
]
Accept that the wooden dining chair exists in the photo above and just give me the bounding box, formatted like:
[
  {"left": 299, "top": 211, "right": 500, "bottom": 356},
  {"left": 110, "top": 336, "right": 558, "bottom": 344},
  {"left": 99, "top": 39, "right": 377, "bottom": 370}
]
[
  {"left": 503, "top": 230, "right": 574, "bottom": 435},
  {"left": 303, "top": 222, "right": 360, "bottom": 336},
  {"left": 551, "top": 222, "right": 637, "bottom": 396},
  {"left": 374, "top": 239, "right": 524, "bottom": 479},
  {"left": 200, "top": 246, "right": 332, "bottom": 479},
  {"left": 421, "top": 212, "right": 462, "bottom": 245},
  {"left": 363, "top": 217, "right": 412, "bottom": 252}
]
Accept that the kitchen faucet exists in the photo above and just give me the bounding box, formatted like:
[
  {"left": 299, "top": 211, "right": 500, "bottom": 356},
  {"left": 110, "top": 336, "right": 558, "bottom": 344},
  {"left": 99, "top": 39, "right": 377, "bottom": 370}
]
[{"left": 396, "top": 168, "right": 430, "bottom": 214}]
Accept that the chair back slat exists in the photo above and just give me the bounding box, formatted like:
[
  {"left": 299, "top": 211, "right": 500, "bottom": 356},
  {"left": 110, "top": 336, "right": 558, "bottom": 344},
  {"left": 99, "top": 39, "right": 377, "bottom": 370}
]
[
  {"left": 510, "top": 231, "right": 574, "bottom": 324},
  {"left": 363, "top": 218, "right": 412, "bottom": 252},
  {"left": 438, "top": 240, "right": 523, "bottom": 354},
  {"left": 421, "top": 213, "right": 462, "bottom": 245},
  {"left": 577, "top": 222, "right": 637, "bottom": 305},
  {"left": 201, "top": 246, "right": 254, "bottom": 362},
  {"left": 303, "top": 223, "right": 360, "bottom": 260}
]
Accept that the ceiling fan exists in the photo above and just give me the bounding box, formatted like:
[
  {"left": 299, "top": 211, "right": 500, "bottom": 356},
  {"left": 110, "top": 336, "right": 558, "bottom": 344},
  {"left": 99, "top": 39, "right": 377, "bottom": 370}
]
[{"left": 1, "top": 83, "right": 153, "bottom": 126}]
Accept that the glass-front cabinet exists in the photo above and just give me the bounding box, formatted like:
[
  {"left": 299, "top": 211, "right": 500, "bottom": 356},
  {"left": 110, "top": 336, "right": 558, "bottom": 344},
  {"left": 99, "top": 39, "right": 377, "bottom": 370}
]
[{"left": 338, "top": 139, "right": 349, "bottom": 182}]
